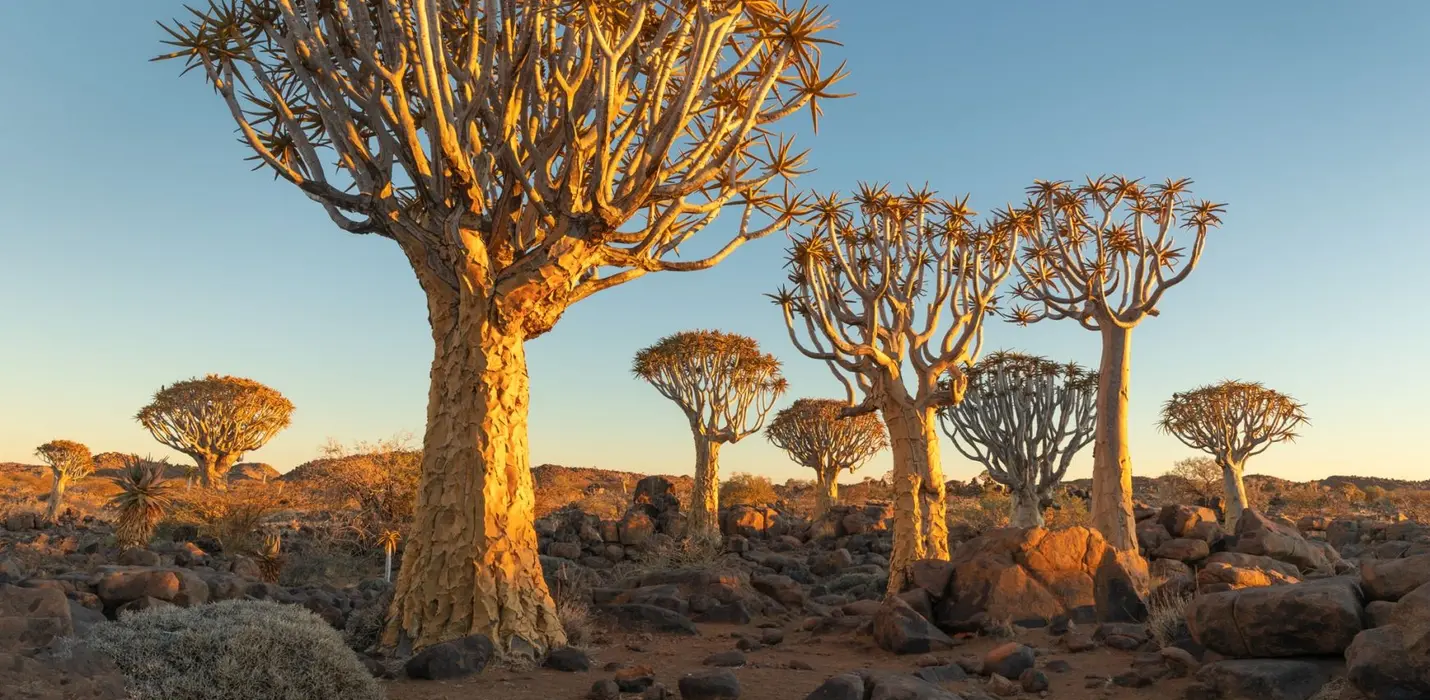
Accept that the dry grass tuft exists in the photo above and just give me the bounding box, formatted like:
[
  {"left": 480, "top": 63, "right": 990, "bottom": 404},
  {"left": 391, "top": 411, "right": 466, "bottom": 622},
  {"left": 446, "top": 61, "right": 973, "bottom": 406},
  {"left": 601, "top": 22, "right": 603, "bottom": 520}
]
[
  {"left": 1308, "top": 678, "right": 1366, "bottom": 700},
  {"left": 1146, "top": 587, "right": 1195, "bottom": 649}
]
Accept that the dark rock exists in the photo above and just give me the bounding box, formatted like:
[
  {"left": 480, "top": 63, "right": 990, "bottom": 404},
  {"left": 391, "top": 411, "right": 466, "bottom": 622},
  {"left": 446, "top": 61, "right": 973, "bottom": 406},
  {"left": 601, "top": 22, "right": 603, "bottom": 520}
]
[
  {"left": 678, "top": 669, "right": 740, "bottom": 700},
  {"left": 1153, "top": 538, "right": 1211, "bottom": 563},
  {"left": 1095, "top": 550, "right": 1149, "bottom": 623},
  {"left": 752, "top": 574, "right": 806, "bottom": 607},
  {"left": 1187, "top": 578, "right": 1364, "bottom": 657},
  {"left": 603, "top": 604, "right": 699, "bottom": 635},
  {"left": 116, "top": 548, "right": 160, "bottom": 567},
  {"left": 116, "top": 595, "right": 174, "bottom": 615},
  {"left": 1160, "top": 505, "right": 1219, "bottom": 538},
  {"left": 615, "top": 665, "right": 656, "bottom": 692},
  {"left": 403, "top": 634, "right": 494, "bottom": 680},
  {"left": 1366, "top": 600, "right": 1397, "bottom": 628},
  {"left": 1361, "top": 554, "right": 1430, "bottom": 602},
  {"left": 804, "top": 673, "right": 864, "bottom": 700},
  {"left": 858, "top": 670, "right": 962, "bottom": 700},
  {"left": 1019, "top": 668, "right": 1049, "bottom": 692},
  {"left": 545, "top": 646, "right": 591, "bottom": 672},
  {"left": 589, "top": 679, "right": 621, "bottom": 700},
  {"left": 1234, "top": 510, "right": 1330, "bottom": 573},
  {"left": 1045, "top": 659, "right": 1072, "bottom": 673},
  {"left": 703, "top": 650, "right": 746, "bottom": 667},
  {"left": 982, "top": 642, "right": 1035, "bottom": 679},
  {"left": 908, "top": 559, "right": 956, "bottom": 598},
  {"left": 873, "top": 597, "right": 954, "bottom": 655},
  {"left": 1195, "top": 659, "right": 1334, "bottom": 700},
  {"left": 697, "top": 601, "right": 752, "bottom": 625},
  {"left": 0, "top": 585, "right": 73, "bottom": 653},
  {"left": 0, "top": 641, "right": 127, "bottom": 700},
  {"left": 988, "top": 673, "right": 1020, "bottom": 696},
  {"left": 913, "top": 663, "right": 968, "bottom": 684}
]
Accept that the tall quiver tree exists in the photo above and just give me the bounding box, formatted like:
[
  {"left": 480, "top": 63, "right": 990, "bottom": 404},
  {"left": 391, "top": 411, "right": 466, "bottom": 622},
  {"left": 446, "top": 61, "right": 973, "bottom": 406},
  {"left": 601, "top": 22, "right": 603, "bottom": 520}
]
[
  {"left": 35, "top": 440, "right": 93, "bottom": 521},
  {"left": 156, "top": 0, "right": 845, "bottom": 653},
  {"left": 938, "top": 352, "right": 1097, "bottom": 528},
  {"left": 766, "top": 398, "right": 887, "bottom": 518},
  {"left": 136, "top": 375, "right": 294, "bottom": 490},
  {"left": 1158, "top": 381, "right": 1307, "bottom": 531},
  {"left": 1008, "top": 177, "right": 1225, "bottom": 551},
  {"left": 633, "top": 331, "right": 787, "bottom": 540},
  {"left": 772, "top": 185, "right": 1019, "bottom": 593}
]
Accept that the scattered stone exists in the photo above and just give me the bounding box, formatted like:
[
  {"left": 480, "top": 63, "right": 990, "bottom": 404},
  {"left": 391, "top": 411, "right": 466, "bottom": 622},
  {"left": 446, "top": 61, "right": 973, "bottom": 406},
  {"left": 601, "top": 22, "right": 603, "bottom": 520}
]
[
  {"left": 1159, "top": 646, "right": 1200, "bottom": 677},
  {"left": 703, "top": 650, "right": 746, "bottom": 668},
  {"left": 913, "top": 663, "right": 968, "bottom": 684},
  {"left": 1018, "top": 668, "right": 1049, "bottom": 692},
  {"left": 804, "top": 673, "right": 863, "bottom": 700},
  {"left": 1044, "top": 659, "right": 1072, "bottom": 673},
  {"left": 116, "top": 548, "right": 160, "bottom": 567},
  {"left": 403, "top": 634, "right": 494, "bottom": 680},
  {"left": 759, "top": 628, "right": 784, "bottom": 646},
  {"left": 988, "top": 673, "right": 1020, "bottom": 696},
  {"left": 589, "top": 679, "right": 621, "bottom": 700},
  {"left": 983, "top": 642, "right": 1036, "bottom": 680},
  {"left": 679, "top": 669, "right": 740, "bottom": 700},
  {"left": 615, "top": 665, "right": 656, "bottom": 692},
  {"left": 1062, "top": 632, "right": 1095, "bottom": 652},
  {"left": 544, "top": 646, "right": 591, "bottom": 672},
  {"left": 603, "top": 603, "right": 699, "bottom": 635},
  {"left": 642, "top": 683, "right": 669, "bottom": 700},
  {"left": 788, "top": 659, "right": 814, "bottom": 671}
]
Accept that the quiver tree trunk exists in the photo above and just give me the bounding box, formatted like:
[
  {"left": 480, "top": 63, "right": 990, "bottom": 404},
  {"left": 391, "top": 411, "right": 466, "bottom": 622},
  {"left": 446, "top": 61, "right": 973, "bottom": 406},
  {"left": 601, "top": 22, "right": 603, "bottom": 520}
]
[
  {"left": 1092, "top": 324, "right": 1137, "bottom": 551},
  {"left": 1221, "top": 460, "right": 1250, "bottom": 532},
  {"left": 383, "top": 285, "right": 564, "bottom": 654},
  {"left": 814, "top": 467, "right": 839, "bottom": 519},
  {"left": 1010, "top": 486, "right": 1045, "bottom": 528},
  {"left": 883, "top": 400, "right": 948, "bottom": 594},
  {"left": 689, "top": 435, "right": 722, "bottom": 541},
  {"left": 195, "top": 453, "right": 238, "bottom": 490},
  {"left": 46, "top": 476, "right": 69, "bottom": 521}
]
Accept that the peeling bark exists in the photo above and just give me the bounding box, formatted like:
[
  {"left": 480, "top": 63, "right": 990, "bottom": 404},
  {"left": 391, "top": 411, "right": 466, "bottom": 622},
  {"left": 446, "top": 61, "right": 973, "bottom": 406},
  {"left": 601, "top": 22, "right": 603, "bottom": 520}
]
[
  {"left": 46, "top": 476, "right": 68, "bottom": 521},
  {"left": 1092, "top": 324, "right": 1137, "bottom": 551},
  {"left": 883, "top": 398, "right": 947, "bottom": 594},
  {"left": 814, "top": 468, "right": 838, "bottom": 519},
  {"left": 1221, "top": 460, "right": 1249, "bottom": 532},
  {"left": 689, "top": 435, "right": 722, "bottom": 541},
  {"left": 383, "top": 284, "right": 564, "bottom": 654},
  {"left": 1010, "top": 488, "right": 1045, "bottom": 528}
]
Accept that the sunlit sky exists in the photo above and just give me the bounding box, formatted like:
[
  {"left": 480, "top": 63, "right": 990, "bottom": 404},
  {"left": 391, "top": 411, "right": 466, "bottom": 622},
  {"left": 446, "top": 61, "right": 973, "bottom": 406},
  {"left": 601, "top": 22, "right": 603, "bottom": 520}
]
[{"left": 2, "top": 2, "right": 1428, "bottom": 485}]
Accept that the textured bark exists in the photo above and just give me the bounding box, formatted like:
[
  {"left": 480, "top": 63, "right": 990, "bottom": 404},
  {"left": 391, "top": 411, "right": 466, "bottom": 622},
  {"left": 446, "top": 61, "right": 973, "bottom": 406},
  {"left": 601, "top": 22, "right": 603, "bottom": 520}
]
[
  {"left": 383, "top": 288, "right": 564, "bottom": 653},
  {"left": 689, "top": 435, "right": 722, "bottom": 541},
  {"left": 194, "top": 453, "right": 237, "bottom": 490},
  {"left": 46, "top": 476, "right": 68, "bottom": 521},
  {"left": 1221, "top": 460, "right": 1249, "bottom": 532},
  {"left": 1092, "top": 324, "right": 1138, "bottom": 551},
  {"left": 884, "top": 398, "right": 948, "bottom": 594},
  {"left": 814, "top": 468, "right": 838, "bottom": 519},
  {"left": 1010, "top": 488, "right": 1045, "bottom": 528}
]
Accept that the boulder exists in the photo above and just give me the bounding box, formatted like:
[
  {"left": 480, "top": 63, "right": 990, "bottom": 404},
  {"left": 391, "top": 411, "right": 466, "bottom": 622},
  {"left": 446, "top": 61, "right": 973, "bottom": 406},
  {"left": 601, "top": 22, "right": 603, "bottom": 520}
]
[
  {"left": 906, "top": 559, "right": 955, "bottom": 598},
  {"left": 1152, "top": 538, "right": 1210, "bottom": 563},
  {"left": 0, "top": 642, "right": 128, "bottom": 700},
  {"left": 1197, "top": 553, "right": 1302, "bottom": 592},
  {"left": 1361, "top": 553, "right": 1430, "bottom": 602},
  {"left": 1234, "top": 509, "right": 1330, "bottom": 573},
  {"left": 633, "top": 476, "right": 680, "bottom": 513},
  {"left": 403, "top": 634, "right": 494, "bottom": 680},
  {"left": 678, "top": 669, "right": 740, "bottom": 700},
  {"left": 1195, "top": 659, "right": 1335, "bottom": 700},
  {"left": 545, "top": 647, "right": 591, "bottom": 672},
  {"left": 1347, "top": 624, "right": 1430, "bottom": 699},
  {"left": 1366, "top": 600, "right": 1397, "bottom": 628},
  {"left": 547, "top": 541, "right": 583, "bottom": 560},
  {"left": 602, "top": 604, "right": 699, "bottom": 635},
  {"left": 751, "top": 574, "right": 806, "bottom": 607},
  {"left": 1187, "top": 578, "right": 1364, "bottom": 657},
  {"left": 804, "top": 674, "right": 864, "bottom": 700},
  {"left": 1160, "top": 505, "right": 1219, "bottom": 538},
  {"left": 1328, "top": 520, "right": 1361, "bottom": 548},
  {"left": 982, "top": 642, "right": 1035, "bottom": 679},
  {"left": 856, "top": 671, "right": 962, "bottom": 700},
  {"left": 619, "top": 510, "right": 656, "bottom": 546},
  {"left": 0, "top": 585, "right": 73, "bottom": 653},
  {"left": 872, "top": 597, "right": 954, "bottom": 655},
  {"left": 1137, "top": 520, "right": 1172, "bottom": 551}
]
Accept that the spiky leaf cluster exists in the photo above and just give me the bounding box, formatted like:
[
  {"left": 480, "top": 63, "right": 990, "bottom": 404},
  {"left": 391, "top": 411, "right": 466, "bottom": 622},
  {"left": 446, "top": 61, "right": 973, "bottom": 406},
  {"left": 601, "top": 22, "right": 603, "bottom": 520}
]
[
  {"left": 939, "top": 351, "right": 1098, "bottom": 495},
  {"left": 34, "top": 440, "right": 94, "bottom": 482},
  {"left": 1158, "top": 380, "right": 1308, "bottom": 465},
  {"left": 1008, "top": 177, "right": 1226, "bottom": 329},
  {"left": 156, "top": 0, "right": 848, "bottom": 336},
  {"left": 765, "top": 398, "right": 887, "bottom": 475},
  {"left": 770, "top": 184, "right": 1020, "bottom": 410},
  {"left": 136, "top": 374, "right": 295, "bottom": 463},
  {"left": 110, "top": 455, "right": 180, "bottom": 549},
  {"left": 633, "top": 330, "right": 787, "bottom": 442}
]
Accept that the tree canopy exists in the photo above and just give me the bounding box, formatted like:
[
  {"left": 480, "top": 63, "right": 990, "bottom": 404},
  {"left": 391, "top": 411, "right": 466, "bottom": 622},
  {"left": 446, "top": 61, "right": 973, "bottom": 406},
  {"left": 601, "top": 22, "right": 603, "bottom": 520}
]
[
  {"left": 1159, "top": 380, "right": 1308, "bottom": 464},
  {"left": 766, "top": 398, "right": 887, "bottom": 473},
  {"left": 34, "top": 440, "right": 94, "bottom": 481},
  {"left": 633, "top": 330, "right": 786, "bottom": 441},
  {"left": 135, "top": 374, "right": 294, "bottom": 472}
]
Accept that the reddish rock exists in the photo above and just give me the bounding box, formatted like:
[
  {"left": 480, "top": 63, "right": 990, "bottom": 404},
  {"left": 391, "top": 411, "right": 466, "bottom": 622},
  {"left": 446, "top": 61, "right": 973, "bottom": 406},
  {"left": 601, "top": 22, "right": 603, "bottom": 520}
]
[
  {"left": 1234, "top": 509, "right": 1330, "bottom": 573},
  {"left": 0, "top": 585, "right": 72, "bottom": 653},
  {"left": 1152, "top": 538, "right": 1210, "bottom": 563},
  {"left": 1159, "top": 505, "right": 1218, "bottom": 538},
  {"left": 1361, "top": 553, "right": 1430, "bottom": 602}
]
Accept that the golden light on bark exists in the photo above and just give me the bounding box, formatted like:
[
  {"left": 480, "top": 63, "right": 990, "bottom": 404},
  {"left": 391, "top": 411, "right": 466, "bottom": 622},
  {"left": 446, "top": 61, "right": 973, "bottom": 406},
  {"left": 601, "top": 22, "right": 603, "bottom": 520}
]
[
  {"left": 633, "top": 330, "right": 787, "bottom": 540},
  {"left": 35, "top": 440, "right": 93, "bottom": 522},
  {"left": 770, "top": 184, "right": 1020, "bottom": 593},
  {"left": 1158, "top": 380, "right": 1308, "bottom": 531},
  {"left": 135, "top": 375, "right": 295, "bottom": 490},
  {"left": 156, "top": 0, "right": 846, "bottom": 654},
  {"left": 765, "top": 398, "right": 887, "bottom": 518},
  {"left": 1008, "top": 177, "right": 1225, "bottom": 551},
  {"left": 938, "top": 352, "right": 1097, "bottom": 528}
]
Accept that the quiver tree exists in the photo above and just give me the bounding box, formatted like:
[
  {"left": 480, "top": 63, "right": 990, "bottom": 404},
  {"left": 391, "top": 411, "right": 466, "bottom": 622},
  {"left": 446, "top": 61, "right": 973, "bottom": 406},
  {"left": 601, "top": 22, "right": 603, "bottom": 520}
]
[
  {"left": 34, "top": 440, "right": 93, "bottom": 521},
  {"left": 633, "top": 330, "right": 786, "bottom": 539},
  {"left": 1158, "top": 380, "right": 1308, "bottom": 531},
  {"left": 765, "top": 398, "right": 887, "bottom": 518},
  {"left": 136, "top": 375, "right": 294, "bottom": 490},
  {"left": 1008, "top": 177, "right": 1225, "bottom": 551},
  {"left": 157, "top": 0, "right": 845, "bottom": 654},
  {"left": 938, "top": 352, "right": 1097, "bottom": 528},
  {"left": 772, "top": 185, "right": 1019, "bottom": 592}
]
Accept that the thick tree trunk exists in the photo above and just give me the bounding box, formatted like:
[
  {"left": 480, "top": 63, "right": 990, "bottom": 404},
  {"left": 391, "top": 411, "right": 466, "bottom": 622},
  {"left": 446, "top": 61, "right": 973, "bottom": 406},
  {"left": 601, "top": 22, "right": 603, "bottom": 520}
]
[
  {"left": 1221, "top": 459, "right": 1249, "bottom": 532},
  {"left": 195, "top": 453, "right": 236, "bottom": 490},
  {"left": 688, "top": 435, "right": 722, "bottom": 541},
  {"left": 46, "top": 474, "right": 68, "bottom": 521},
  {"left": 814, "top": 467, "right": 838, "bottom": 519},
  {"left": 1092, "top": 324, "right": 1138, "bottom": 551},
  {"left": 383, "top": 304, "right": 564, "bottom": 654},
  {"left": 883, "top": 399, "right": 947, "bottom": 594},
  {"left": 1010, "top": 487, "right": 1045, "bottom": 528}
]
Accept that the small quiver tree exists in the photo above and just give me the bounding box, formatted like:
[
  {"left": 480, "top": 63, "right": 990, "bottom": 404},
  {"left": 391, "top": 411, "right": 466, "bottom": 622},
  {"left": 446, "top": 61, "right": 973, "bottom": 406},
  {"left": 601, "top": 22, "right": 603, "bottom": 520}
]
[
  {"left": 156, "top": 0, "right": 846, "bottom": 655},
  {"left": 1008, "top": 177, "right": 1225, "bottom": 551},
  {"left": 109, "top": 456, "right": 179, "bottom": 550},
  {"left": 765, "top": 398, "right": 887, "bottom": 518},
  {"left": 634, "top": 330, "right": 786, "bottom": 540},
  {"left": 771, "top": 185, "right": 1019, "bottom": 593},
  {"left": 938, "top": 352, "right": 1097, "bottom": 528},
  {"left": 136, "top": 375, "right": 294, "bottom": 490},
  {"left": 1158, "top": 380, "right": 1308, "bottom": 531},
  {"left": 34, "top": 440, "right": 93, "bottom": 522}
]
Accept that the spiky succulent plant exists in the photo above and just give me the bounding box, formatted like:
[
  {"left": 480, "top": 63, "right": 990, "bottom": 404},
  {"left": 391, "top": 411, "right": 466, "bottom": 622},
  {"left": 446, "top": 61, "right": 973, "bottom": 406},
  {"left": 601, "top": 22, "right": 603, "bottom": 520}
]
[{"left": 109, "top": 456, "right": 178, "bottom": 550}]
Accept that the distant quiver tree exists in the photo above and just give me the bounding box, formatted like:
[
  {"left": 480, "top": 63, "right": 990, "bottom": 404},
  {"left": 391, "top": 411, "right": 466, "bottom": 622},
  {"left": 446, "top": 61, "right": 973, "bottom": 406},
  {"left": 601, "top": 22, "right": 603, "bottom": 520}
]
[
  {"left": 1159, "top": 380, "right": 1308, "bottom": 531},
  {"left": 765, "top": 398, "right": 887, "bottom": 518},
  {"left": 633, "top": 330, "right": 786, "bottom": 540},
  {"left": 938, "top": 352, "right": 1097, "bottom": 527},
  {"left": 35, "top": 440, "right": 93, "bottom": 521},
  {"left": 136, "top": 375, "right": 294, "bottom": 490}
]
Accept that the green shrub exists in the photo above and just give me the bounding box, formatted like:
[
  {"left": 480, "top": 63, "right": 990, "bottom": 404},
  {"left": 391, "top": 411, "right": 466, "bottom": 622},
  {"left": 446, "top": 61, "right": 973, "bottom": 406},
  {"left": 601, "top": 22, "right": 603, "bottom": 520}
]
[{"left": 81, "top": 599, "right": 382, "bottom": 700}]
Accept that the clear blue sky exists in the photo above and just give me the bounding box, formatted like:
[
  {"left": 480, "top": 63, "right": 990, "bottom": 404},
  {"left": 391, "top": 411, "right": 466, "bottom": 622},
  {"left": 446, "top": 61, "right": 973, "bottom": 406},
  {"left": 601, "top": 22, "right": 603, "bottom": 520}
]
[{"left": 2, "top": 2, "right": 1427, "bottom": 484}]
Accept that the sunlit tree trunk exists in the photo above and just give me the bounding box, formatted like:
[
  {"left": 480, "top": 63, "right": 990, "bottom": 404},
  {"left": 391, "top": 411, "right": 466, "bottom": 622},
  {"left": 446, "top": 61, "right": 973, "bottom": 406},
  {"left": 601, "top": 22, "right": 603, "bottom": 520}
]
[
  {"left": 1010, "top": 486, "right": 1045, "bottom": 528},
  {"left": 1220, "top": 459, "right": 1249, "bottom": 532},
  {"left": 194, "top": 453, "right": 237, "bottom": 490},
  {"left": 883, "top": 398, "right": 947, "bottom": 594},
  {"left": 383, "top": 282, "right": 564, "bottom": 654},
  {"left": 1092, "top": 324, "right": 1137, "bottom": 551},
  {"left": 689, "top": 434, "right": 722, "bottom": 541},
  {"left": 46, "top": 475, "right": 69, "bottom": 522},
  {"left": 814, "top": 467, "right": 839, "bottom": 519}
]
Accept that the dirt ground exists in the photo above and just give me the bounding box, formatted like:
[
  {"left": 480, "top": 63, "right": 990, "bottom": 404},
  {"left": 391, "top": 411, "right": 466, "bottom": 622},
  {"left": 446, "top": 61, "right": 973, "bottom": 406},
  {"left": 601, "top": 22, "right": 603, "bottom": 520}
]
[{"left": 384, "top": 620, "right": 1195, "bottom": 700}]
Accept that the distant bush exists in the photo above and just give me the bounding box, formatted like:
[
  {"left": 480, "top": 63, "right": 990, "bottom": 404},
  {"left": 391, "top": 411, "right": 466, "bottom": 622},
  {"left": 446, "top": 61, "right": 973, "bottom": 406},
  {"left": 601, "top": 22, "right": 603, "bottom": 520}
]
[
  {"left": 172, "top": 484, "right": 285, "bottom": 555},
  {"left": 947, "top": 492, "right": 1011, "bottom": 532},
  {"left": 1044, "top": 490, "right": 1091, "bottom": 529},
  {"left": 297, "top": 435, "right": 421, "bottom": 543},
  {"left": 81, "top": 599, "right": 382, "bottom": 700},
  {"left": 720, "top": 472, "right": 777, "bottom": 507},
  {"left": 1165, "top": 457, "right": 1222, "bottom": 504}
]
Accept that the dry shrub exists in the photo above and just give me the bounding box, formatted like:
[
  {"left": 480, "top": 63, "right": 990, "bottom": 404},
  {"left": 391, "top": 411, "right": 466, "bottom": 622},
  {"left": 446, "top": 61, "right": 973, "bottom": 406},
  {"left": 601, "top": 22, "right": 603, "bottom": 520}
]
[
  {"left": 80, "top": 599, "right": 382, "bottom": 700},
  {"left": 549, "top": 576, "right": 596, "bottom": 649},
  {"left": 279, "top": 540, "right": 378, "bottom": 588},
  {"left": 1147, "top": 586, "right": 1194, "bottom": 649},
  {"left": 720, "top": 472, "right": 777, "bottom": 507},
  {"left": 1308, "top": 678, "right": 1366, "bottom": 700},
  {"left": 297, "top": 436, "right": 421, "bottom": 544},
  {"left": 1043, "top": 490, "right": 1091, "bottom": 529},
  {"left": 611, "top": 536, "right": 736, "bottom": 582},
  {"left": 946, "top": 492, "right": 1011, "bottom": 532},
  {"left": 172, "top": 484, "right": 286, "bottom": 555}
]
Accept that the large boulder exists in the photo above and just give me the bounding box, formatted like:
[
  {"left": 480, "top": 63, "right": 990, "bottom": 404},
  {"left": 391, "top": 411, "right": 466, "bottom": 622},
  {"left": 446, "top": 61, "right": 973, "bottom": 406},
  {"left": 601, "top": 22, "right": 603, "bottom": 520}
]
[
  {"left": 1361, "top": 553, "right": 1430, "bottom": 602},
  {"left": 404, "top": 635, "right": 494, "bottom": 681},
  {"left": 0, "top": 585, "right": 73, "bottom": 653},
  {"left": 1160, "top": 505, "right": 1219, "bottom": 538},
  {"left": 1197, "top": 551, "right": 1302, "bottom": 592},
  {"left": 1234, "top": 509, "right": 1331, "bottom": 573},
  {"left": 1187, "top": 577, "right": 1364, "bottom": 657},
  {"left": 722, "top": 505, "right": 768, "bottom": 539},
  {"left": 94, "top": 566, "right": 209, "bottom": 609},
  {"left": 633, "top": 476, "right": 680, "bottom": 513},
  {"left": 872, "top": 597, "right": 954, "bottom": 655},
  {"left": 1194, "top": 659, "right": 1335, "bottom": 700},
  {"left": 618, "top": 509, "right": 656, "bottom": 546},
  {"left": 1346, "top": 581, "right": 1430, "bottom": 699}
]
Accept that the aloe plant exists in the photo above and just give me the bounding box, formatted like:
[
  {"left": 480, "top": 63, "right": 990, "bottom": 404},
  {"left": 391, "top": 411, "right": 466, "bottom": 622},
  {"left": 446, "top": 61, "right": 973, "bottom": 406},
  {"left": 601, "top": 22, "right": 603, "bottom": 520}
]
[{"left": 109, "top": 456, "right": 177, "bottom": 550}]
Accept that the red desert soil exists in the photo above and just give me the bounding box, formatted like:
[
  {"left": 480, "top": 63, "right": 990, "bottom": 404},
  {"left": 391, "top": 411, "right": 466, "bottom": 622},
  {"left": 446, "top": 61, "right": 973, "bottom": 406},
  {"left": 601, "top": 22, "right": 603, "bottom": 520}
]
[{"left": 384, "top": 621, "right": 1194, "bottom": 700}]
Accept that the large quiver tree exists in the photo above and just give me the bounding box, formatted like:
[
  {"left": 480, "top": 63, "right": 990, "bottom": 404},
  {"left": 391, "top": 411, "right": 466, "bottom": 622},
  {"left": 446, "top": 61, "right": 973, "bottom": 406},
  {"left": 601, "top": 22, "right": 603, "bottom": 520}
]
[
  {"left": 765, "top": 398, "right": 887, "bottom": 518},
  {"left": 772, "top": 184, "right": 1019, "bottom": 593},
  {"left": 1008, "top": 177, "right": 1225, "bottom": 551},
  {"left": 1159, "top": 380, "right": 1307, "bottom": 531},
  {"left": 157, "top": 0, "right": 845, "bottom": 654},
  {"left": 35, "top": 440, "right": 93, "bottom": 521},
  {"left": 633, "top": 330, "right": 786, "bottom": 540},
  {"left": 938, "top": 352, "right": 1096, "bottom": 528},
  {"left": 135, "top": 375, "right": 294, "bottom": 490}
]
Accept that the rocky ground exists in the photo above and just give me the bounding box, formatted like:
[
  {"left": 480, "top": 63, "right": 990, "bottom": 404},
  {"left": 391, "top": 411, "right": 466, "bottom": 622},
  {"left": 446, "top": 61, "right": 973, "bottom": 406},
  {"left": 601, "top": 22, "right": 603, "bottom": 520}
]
[{"left": 2, "top": 473, "right": 1429, "bottom": 699}]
